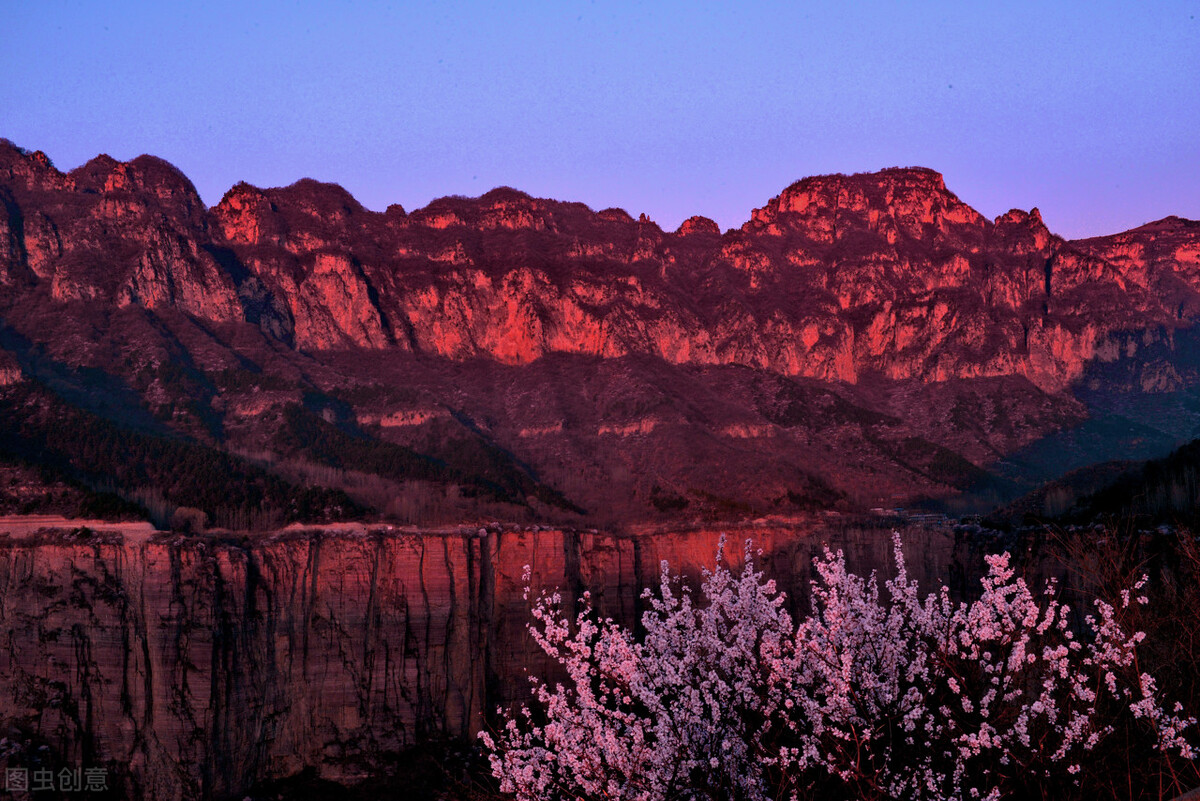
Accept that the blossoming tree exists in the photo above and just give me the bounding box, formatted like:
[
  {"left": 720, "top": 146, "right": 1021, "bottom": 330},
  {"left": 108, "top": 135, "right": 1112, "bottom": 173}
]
[{"left": 481, "top": 535, "right": 1196, "bottom": 801}]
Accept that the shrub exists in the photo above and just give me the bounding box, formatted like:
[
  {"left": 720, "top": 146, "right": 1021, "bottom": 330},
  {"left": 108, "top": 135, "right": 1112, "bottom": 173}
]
[
  {"left": 170, "top": 505, "right": 208, "bottom": 533},
  {"left": 482, "top": 535, "right": 1196, "bottom": 801}
]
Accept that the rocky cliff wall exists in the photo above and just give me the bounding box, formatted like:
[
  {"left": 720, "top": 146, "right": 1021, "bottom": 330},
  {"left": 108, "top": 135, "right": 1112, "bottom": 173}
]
[{"left": 0, "top": 523, "right": 971, "bottom": 800}]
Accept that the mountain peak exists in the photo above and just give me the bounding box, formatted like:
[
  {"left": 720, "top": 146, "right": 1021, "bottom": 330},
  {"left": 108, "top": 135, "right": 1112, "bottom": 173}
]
[
  {"left": 1131, "top": 215, "right": 1200, "bottom": 233},
  {"left": 744, "top": 166, "right": 985, "bottom": 240},
  {"left": 275, "top": 178, "right": 367, "bottom": 219},
  {"left": 995, "top": 207, "right": 1043, "bottom": 225},
  {"left": 68, "top": 154, "right": 122, "bottom": 191},
  {"left": 60, "top": 153, "right": 204, "bottom": 214},
  {"left": 480, "top": 186, "right": 535, "bottom": 204},
  {"left": 0, "top": 140, "right": 70, "bottom": 192},
  {"left": 677, "top": 215, "right": 721, "bottom": 236},
  {"left": 776, "top": 166, "right": 948, "bottom": 198},
  {"left": 597, "top": 207, "right": 635, "bottom": 223}
]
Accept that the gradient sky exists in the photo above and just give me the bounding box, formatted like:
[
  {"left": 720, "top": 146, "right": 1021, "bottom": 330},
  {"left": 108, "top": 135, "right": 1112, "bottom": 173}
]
[{"left": 3, "top": 1, "right": 1198, "bottom": 238}]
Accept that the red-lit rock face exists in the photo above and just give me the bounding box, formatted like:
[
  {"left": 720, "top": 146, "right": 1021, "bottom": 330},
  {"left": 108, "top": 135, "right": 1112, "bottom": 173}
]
[
  {"left": 4, "top": 139, "right": 1200, "bottom": 477},
  {"left": 0, "top": 143, "right": 74, "bottom": 193},
  {"left": 4, "top": 141, "right": 1197, "bottom": 393},
  {"left": 0, "top": 142, "right": 243, "bottom": 320},
  {"left": 678, "top": 215, "right": 720, "bottom": 236},
  {"left": 212, "top": 182, "right": 277, "bottom": 246},
  {"left": 1072, "top": 216, "right": 1200, "bottom": 312}
]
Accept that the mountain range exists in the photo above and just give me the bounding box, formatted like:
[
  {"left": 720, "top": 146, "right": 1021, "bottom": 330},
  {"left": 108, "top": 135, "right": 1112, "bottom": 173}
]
[{"left": 3, "top": 138, "right": 1200, "bottom": 527}]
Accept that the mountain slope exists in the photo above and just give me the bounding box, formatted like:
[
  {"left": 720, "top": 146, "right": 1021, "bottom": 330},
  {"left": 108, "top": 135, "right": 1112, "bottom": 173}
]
[{"left": 2, "top": 138, "right": 1199, "bottom": 523}]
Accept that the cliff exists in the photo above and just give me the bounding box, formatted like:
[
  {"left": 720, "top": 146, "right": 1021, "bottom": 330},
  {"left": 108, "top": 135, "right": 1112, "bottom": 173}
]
[{"left": 0, "top": 523, "right": 966, "bottom": 800}]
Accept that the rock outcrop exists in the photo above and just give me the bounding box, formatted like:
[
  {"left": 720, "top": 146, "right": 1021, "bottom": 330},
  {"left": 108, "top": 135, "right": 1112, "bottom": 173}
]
[{"left": 0, "top": 143, "right": 242, "bottom": 320}]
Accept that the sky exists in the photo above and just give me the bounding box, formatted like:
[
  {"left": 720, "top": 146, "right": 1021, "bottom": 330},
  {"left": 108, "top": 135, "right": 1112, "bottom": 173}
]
[{"left": 2, "top": 1, "right": 1198, "bottom": 239}]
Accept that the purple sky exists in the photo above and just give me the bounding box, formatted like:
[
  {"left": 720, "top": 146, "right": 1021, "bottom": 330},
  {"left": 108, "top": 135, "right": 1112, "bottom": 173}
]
[{"left": 4, "top": 2, "right": 1198, "bottom": 238}]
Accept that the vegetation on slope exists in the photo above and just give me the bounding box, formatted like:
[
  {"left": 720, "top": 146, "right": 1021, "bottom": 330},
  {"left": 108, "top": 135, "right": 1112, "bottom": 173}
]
[
  {"left": 273, "top": 402, "right": 584, "bottom": 514},
  {"left": 1004, "top": 436, "right": 1200, "bottom": 528},
  {"left": 0, "top": 382, "right": 364, "bottom": 529}
]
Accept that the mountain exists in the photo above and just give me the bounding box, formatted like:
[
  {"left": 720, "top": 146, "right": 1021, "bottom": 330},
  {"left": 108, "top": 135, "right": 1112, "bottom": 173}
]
[
  {"left": 996, "top": 435, "right": 1200, "bottom": 528},
  {"left": 3, "top": 138, "right": 1200, "bottom": 525}
]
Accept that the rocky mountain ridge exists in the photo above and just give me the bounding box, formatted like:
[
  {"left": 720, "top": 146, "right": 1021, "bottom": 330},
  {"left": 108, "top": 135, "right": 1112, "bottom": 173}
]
[{"left": 2, "top": 139, "right": 1199, "bottom": 521}]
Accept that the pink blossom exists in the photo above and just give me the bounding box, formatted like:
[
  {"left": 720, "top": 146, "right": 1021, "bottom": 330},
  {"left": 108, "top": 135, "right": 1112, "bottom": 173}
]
[{"left": 482, "top": 533, "right": 1195, "bottom": 800}]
